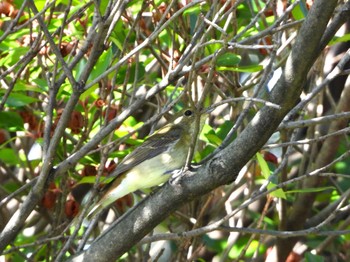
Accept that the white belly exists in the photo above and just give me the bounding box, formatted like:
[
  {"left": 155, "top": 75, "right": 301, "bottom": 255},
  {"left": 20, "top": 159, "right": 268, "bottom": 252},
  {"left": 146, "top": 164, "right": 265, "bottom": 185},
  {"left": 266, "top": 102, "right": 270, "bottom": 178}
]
[{"left": 120, "top": 148, "right": 187, "bottom": 192}]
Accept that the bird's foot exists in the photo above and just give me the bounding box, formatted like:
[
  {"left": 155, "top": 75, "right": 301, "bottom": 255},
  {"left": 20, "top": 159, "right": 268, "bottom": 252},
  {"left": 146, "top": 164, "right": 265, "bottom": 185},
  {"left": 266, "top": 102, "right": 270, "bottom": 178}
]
[{"left": 168, "top": 166, "right": 190, "bottom": 185}]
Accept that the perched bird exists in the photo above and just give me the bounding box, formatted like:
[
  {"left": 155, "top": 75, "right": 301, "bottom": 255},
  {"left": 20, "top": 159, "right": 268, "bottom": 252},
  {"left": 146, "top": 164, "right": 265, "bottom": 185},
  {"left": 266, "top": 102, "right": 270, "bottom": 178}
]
[{"left": 85, "top": 107, "right": 208, "bottom": 222}]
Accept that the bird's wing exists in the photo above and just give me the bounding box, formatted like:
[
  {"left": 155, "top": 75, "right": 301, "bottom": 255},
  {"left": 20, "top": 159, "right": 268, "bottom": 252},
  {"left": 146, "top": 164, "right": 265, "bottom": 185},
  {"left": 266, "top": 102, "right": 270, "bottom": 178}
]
[{"left": 107, "top": 125, "right": 183, "bottom": 179}]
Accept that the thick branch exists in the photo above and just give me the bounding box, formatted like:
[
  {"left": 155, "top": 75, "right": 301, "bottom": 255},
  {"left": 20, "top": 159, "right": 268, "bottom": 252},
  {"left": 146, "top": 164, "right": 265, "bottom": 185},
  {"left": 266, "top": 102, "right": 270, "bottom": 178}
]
[{"left": 69, "top": 0, "right": 338, "bottom": 260}]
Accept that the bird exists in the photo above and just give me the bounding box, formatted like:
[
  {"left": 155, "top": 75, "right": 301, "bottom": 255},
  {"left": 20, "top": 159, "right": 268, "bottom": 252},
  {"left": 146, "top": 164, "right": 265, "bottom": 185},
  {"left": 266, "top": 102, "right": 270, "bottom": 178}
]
[{"left": 84, "top": 107, "right": 209, "bottom": 222}]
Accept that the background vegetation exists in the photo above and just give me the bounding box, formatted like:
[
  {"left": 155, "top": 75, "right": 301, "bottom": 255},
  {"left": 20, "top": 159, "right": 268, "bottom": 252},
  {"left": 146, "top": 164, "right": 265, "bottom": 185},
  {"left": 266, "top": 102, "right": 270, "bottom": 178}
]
[{"left": 0, "top": 0, "right": 350, "bottom": 261}]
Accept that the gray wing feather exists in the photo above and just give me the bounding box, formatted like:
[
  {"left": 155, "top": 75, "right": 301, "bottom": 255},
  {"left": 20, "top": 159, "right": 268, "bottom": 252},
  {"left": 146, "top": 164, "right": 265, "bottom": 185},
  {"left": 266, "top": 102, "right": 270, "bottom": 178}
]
[{"left": 107, "top": 125, "right": 182, "bottom": 179}]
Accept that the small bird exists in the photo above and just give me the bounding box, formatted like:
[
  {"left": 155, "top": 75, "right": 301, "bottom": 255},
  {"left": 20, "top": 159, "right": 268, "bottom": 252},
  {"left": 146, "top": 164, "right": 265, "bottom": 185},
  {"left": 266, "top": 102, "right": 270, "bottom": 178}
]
[{"left": 85, "top": 107, "right": 208, "bottom": 222}]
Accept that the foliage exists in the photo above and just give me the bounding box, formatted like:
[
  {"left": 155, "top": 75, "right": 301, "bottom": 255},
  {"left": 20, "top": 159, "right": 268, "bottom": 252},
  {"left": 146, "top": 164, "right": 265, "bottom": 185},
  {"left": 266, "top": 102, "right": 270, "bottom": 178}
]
[{"left": 0, "top": 0, "right": 350, "bottom": 261}]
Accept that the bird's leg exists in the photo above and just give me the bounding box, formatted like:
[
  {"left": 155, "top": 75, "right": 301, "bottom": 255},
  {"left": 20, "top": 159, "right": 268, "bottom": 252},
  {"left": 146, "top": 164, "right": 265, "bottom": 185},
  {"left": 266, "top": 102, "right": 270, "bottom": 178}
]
[{"left": 168, "top": 166, "right": 191, "bottom": 185}]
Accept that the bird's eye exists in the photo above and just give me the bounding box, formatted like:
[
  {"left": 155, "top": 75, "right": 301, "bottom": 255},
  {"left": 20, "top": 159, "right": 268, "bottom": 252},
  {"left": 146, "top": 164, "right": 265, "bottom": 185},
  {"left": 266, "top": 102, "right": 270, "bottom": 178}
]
[{"left": 184, "top": 110, "right": 193, "bottom": 116}]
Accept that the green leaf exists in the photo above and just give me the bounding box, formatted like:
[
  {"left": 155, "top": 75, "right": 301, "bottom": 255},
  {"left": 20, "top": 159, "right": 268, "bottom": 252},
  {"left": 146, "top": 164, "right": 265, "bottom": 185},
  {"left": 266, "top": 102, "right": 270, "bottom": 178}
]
[
  {"left": 89, "top": 48, "right": 113, "bottom": 81},
  {"left": 267, "top": 183, "right": 286, "bottom": 199},
  {"left": 76, "top": 176, "right": 96, "bottom": 184},
  {"left": 228, "top": 237, "right": 266, "bottom": 258},
  {"left": 115, "top": 63, "right": 146, "bottom": 84},
  {"left": 124, "top": 116, "right": 139, "bottom": 127},
  {"left": 0, "top": 148, "right": 19, "bottom": 165},
  {"left": 199, "top": 124, "right": 214, "bottom": 139},
  {"left": 329, "top": 34, "right": 350, "bottom": 46},
  {"left": 194, "top": 144, "right": 216, "bottom": 162},
  {"left": 98, "top": 0, "right": 109, "bottom": 15},
  {"left": 291, "top": 0, "right": 308, "bottom": 20},
  {"left": 183, "top": 3, "right": 209, "bottom": 16},
  {"left": 216, "top": 121, "right": 234, "bottom": 140},
  {"left": 285, "top": 186, "right": 335, "bottom": 194},
  {"left": 77, "top": 176, "right": 114, "bottom": 185},
  {"left": 3, "top": 181, "right": 20, "bottom": 194},
  {"left": 12, "top": 80, "right": 47, "bottom": 93},
  {"left": 0, "top": 80, "right": 42, "bottom": 94},
  {"left": 217, "top": 64, "right": 263, "bottom": 72},
  {"left": 125, "top": 138, "right": 144, "bottom": 146},
  {"left": 2, "top": 93, "right": 39, "bottom": 107},
  {"left": 73, "top": 58, "right": 87, "bottom": 80},
  {"left": 0, "top": 111, "right": 23, "bottom": 130},
  {"left": 216, "top": 53, "right": 241, "bottom": 67},
  {"left": 110, "top": 20, "right": 130, "bottom": 51},
  {"left": 80, "top": 84, "right": 99, "bottom": 102},
  {"left": 204, "top": 133, "right": 222, "bottom": 147},
  {"left": 334, "top": 160, "right": 350, "bottom": 175},
  {"left": 304, "top": 252, "right": 325, "bottom": 262},
  {"left": 32, "top": 0, "right": 46, "bottom": 10},
  {"left": 205, "top": 42, "right": 222, "bottom": 56},
  {"left": 256, "top": 152, "right": 270, "bottom": 179},
  {"left": 0, "top": 46, "right": 30, "bottom": 67},
  {"left": 110, "top": 149, "right": 131, "bottom": 158},
  {"left": 127, "top": 0, "right": 144, "bottom": 14},
  {"left": 257, "top": 152, "right": 286, "bottom": 199}
]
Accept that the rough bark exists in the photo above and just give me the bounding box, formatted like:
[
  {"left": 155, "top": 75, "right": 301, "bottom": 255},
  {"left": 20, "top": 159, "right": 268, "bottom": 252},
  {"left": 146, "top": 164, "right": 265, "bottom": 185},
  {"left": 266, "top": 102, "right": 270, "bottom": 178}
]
[{"left": 70, "top": 0, "right": 339, "bottom": 260}]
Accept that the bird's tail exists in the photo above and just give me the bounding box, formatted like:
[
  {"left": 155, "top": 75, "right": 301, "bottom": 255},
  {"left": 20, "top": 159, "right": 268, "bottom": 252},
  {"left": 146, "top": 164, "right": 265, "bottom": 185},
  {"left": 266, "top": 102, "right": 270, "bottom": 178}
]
[
  {"left": 82, "top": 177, "right": 133, "bottom": 226},
  {"left": 81, "top": 203, "right": 105, "bottom": 227}
]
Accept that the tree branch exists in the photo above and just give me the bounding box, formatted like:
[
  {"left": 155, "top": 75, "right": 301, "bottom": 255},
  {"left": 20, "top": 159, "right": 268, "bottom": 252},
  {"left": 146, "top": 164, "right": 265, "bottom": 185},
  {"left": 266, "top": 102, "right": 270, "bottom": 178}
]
[{"left": 69, "top": 0, "right": 339, "bottom": 260}]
